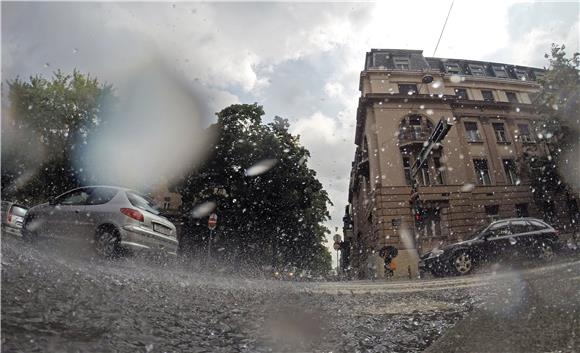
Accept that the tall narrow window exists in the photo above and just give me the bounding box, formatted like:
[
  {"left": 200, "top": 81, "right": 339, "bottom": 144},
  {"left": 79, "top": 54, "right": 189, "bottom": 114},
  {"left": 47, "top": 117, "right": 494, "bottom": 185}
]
[
  {"left": 464, "top": 122, "right": 482, "bottom": 142},
  {"left": 515, "top": 203, "right": 529, "bottom": 218},
  {"left": 517, "top": 124, "right": 534, "bottom": 143},
  {"left": 474, "top": 159, "right": 491, "bottom": 185},
  {"left": 506, "top": 92, "right": 518, "bottom": 103},
  {"left": 403, "top": 157, "right": 412, "bottom": 185},
  {"left": 493, "top": 123, "right": 509, "bottom": 143},
  {"left": 398, "top": 84, "right": 418, "bottom": 95},
  {"left": 433, "top": 157, "right": 445, "bottom": 185},
  {"left": 454, "top": 88, "right": 469, "bottom": 100},
  {"left": 515, "top": 69, "right": 528, "bottom": 81},
  {"left": 485, "top": 205, "right": 500, "bottom": 221},
  {"left": 502, "top": 159, "right": 519, "bottom": 185},
  {"left": 419, "top": 162, "right": 431, "bottom": 186},
  {"left": 481, "top": 90, "right": 494, "bottom": 102}
]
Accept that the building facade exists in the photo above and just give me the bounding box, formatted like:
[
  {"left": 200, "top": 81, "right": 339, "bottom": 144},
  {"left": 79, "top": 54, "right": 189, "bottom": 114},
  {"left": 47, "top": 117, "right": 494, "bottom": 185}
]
[{"left": 343, "top": 49, "right": 579, "bottom": 279}]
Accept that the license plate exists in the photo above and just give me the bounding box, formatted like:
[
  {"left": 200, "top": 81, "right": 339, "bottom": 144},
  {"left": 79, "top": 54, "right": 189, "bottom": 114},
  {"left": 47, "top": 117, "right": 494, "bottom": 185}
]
[{"left": 153, "top": 223, "right": 171, "bottom": 236}]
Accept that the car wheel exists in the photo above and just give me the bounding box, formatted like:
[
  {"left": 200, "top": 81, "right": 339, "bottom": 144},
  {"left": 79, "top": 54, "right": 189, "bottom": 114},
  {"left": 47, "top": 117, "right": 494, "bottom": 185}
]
[
  {"left": 452, "top": 251, "right": 473, "bottom": 276},
  {"left": 538, "top": 242, "right": 555, "bottom": 262},
  {"left": 95, "top": 228, "right": 120, "bottom": 258}
]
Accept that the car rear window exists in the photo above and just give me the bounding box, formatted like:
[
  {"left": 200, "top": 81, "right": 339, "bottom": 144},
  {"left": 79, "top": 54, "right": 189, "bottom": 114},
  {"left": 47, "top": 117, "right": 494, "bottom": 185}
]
[
  {"left": 10, "top": 205, "right": 27, "bottom": 217},
  {"left": 126, "top": 191, "right": 160, "bottom": 215},
  {"left": 85, "top": 187, "right": 119, "bottom": 205}
]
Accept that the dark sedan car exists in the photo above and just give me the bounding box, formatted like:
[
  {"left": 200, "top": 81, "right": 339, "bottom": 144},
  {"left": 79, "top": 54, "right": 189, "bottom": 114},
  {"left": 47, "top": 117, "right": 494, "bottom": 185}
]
[{"left": 419, "top": 218, "right": 559, "bottom": 277}]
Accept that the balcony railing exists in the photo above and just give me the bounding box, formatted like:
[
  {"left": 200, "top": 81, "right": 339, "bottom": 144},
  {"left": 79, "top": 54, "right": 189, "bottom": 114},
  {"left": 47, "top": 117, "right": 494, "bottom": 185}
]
[{"left": 398, "top": 129, "right": 432, "bottom": 144}]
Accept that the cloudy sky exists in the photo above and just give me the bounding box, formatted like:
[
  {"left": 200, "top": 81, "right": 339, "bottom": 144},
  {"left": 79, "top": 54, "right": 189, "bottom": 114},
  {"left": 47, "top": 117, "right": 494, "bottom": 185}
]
[{"left": 2, "top": 1, "right": 578, "bottom": 264}]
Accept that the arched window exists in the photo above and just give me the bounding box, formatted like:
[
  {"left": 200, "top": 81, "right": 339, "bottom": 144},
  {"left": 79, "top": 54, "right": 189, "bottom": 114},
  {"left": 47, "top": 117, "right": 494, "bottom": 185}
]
[{"left": 398, "top": 115, "right": 434, "bottom": 144}]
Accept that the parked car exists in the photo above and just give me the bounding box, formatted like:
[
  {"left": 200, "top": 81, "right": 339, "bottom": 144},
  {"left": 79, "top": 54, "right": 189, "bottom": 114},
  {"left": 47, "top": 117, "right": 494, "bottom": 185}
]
[
  {"left": 1, "top": 201, "right": 28, "bottom": 235},
  {"left": 22, "top": 186, "right": 178, "bottom": 257},
  {"left": 419, "top": 218, "right": 559, "bottom": 277}
]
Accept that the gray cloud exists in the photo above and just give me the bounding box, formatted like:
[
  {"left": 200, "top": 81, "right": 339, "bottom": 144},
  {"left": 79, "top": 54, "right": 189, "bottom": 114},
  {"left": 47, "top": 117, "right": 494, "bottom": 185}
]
[{"left": 3, "top": 1, "right": 578, "bottom": 265}]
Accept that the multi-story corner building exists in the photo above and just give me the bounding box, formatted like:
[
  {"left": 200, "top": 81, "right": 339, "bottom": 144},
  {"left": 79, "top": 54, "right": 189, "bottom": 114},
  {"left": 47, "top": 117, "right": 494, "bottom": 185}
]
[{"left": 343, "top": 49, "right": 579, "bottom": 279}]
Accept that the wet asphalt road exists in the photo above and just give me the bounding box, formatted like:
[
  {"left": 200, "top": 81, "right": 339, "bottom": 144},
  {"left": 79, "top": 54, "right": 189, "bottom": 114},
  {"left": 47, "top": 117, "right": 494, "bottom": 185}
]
[{"left": 1, "top": 234, "right": 578, "bottom": 353}]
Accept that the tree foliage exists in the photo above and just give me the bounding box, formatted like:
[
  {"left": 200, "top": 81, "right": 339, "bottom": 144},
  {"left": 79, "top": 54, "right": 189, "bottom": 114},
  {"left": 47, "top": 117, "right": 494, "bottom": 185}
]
[
  {"left": 2, "top": 70, "right": 115, "bottom": 204},
  {"left": 177, "top": 103, "right": 332, "bottom": 275},
  {"left": 522, "top": 44, "right": 580, "bottom": 211}
]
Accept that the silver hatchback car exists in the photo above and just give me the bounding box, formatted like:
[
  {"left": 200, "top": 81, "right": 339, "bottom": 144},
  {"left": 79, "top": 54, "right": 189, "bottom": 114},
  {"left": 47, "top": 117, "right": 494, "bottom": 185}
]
[{"left": 22, "top": 186, "right": 178, "bottom": 257}]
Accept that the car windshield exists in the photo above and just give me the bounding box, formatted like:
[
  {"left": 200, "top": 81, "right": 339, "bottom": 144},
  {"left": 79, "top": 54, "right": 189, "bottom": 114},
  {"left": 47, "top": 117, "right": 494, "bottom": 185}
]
[
  {"left": 2, "top": 2, "right": 578, "bottom": 353},
  {"left": 126, "top": 191, "right": 160, "bottom": 215}
]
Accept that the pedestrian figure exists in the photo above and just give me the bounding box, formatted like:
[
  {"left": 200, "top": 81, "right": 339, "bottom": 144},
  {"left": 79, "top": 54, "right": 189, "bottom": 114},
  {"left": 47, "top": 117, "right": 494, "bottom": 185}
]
[{"left": 379, "top": 246, "right": 398, "bottom": 280}]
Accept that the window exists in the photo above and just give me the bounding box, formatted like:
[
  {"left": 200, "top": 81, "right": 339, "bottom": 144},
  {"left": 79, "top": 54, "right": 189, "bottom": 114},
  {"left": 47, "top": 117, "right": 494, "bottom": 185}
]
[
  {"left": 492, "top": 65, "right": 509, "bottom": 78},
  {"left": 56, "top": 188, "right": 91, "bottom": 205},
  {"left": 464, "top": 122, "right": 482, "bottom": 142},
  {"left": 515, "top": 203, "right": 529, "bottom": 218},
  {"left": 454, "top": 88, "right": 469, "bottom": 100},
  {"left": 502, "top": 159, "right": 519, "bottom": 184},
  {"left": 469, "top": 64, "right": 486, "bottom": 76},
  {"left": 163, "top": 202, "right": 170, "bottom": 210},
  {"left": 529, "top": 220, "right": 548, "bottom": 230},
  {"left": 487, "top": 220, "right": 511, "bottom": 236},
  {"left": 433, "top": 157, "right": 445, "bottom": 185},
  {"left": 419, "top": 162, "right": 431, "bottom": 186},
  {"left": 493, "top": 123, "right": 509, "bottom": 143},
  {"left": 445, "top": 63, "right": 462, "bottom": 74},
  {"left": 85, "top": 187, "right": 119, "bottom": 205},
  {"left": 393, "top": 56, "right": 410, "bottom": 70},
  {"left": 510, "top": 220, "right": 532, "bottom": 234},
  {"left": 126, "top": 191, "right": 160, "bottom": 215},
  {"left": 481, "top": 90, "right": 494, "bottom": 102},
  {"left": 515, "top": 69, "right": 528, "bottom": 81},
  {"left": 474, "top": 159, "right": 491, "bottom": 185},
  {"left": 398, "top": 84, "right": 418, "bottom": 95},
  {"left": 505, "top": 92, "right": 518, "bottom": 103},
  {"left": 409, "top": 115, "right": 423, "bottom": 139},
  {"left": 533, "top": 71, "right": 545, "bottom": 81},
  {"left": 517, "top": 123, "right": 534, "bottom": 143},
  {"left": 403, "top": 157, "right": 412, "bottom": 185}
]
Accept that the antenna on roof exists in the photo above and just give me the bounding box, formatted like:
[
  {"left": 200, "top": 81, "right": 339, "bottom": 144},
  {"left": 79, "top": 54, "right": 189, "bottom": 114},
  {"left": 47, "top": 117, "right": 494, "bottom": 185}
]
[{"left": 433, "top": 0, "right": 455, "bottom": 57}]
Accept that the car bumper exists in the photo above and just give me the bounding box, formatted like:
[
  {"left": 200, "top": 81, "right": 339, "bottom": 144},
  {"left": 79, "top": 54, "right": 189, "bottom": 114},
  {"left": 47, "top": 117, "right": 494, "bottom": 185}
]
[{"left": 121, "top": 224, "right": 178, "bottom": 253}]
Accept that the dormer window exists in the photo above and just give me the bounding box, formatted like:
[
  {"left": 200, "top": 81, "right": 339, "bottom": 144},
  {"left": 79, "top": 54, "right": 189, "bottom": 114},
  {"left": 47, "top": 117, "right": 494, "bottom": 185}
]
[
  {"left": 468, "top": 64, "right": 486, "bottom": 76},
  {"left": 445, "top": 63, "right": 462, "bottom": 74},
  {"left": 492, "top": 65, "right": 509, "bottom": 78},
  {"left": 515, "top": 69, "right": 529, "bottom": 81},
  {"left": 393, "top": 57, "right": 410, "bottom": 70}
]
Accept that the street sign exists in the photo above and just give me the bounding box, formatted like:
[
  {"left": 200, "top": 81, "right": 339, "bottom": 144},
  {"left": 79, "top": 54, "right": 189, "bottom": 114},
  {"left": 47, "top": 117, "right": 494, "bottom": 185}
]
[
  {"left": 208, "top": 213, "right": 218, "bottom": 230},
  {"left": 411, "top": 118, "right": 453, "bottom": 179},
  {"left": 333, "top": 242, "right": 341, "bottom": 250}
]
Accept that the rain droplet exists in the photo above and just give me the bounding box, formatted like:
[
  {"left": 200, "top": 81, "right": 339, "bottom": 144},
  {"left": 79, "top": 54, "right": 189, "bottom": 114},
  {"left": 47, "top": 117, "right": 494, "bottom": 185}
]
[
  {"left": 245, "top": 159, "right": 277, "bottom": 177},
  {"left": 461, "top": 183, "right": 475, "bottom": 192},
  {"left": 43, "top": 62, "right": 50, "bottom": 68},
  {"left": 449, "top": 75, "right": 461, "bottom": 83},
  {"left": 72, "top": 48, "right": 78, "bottom": 54},
  {"left": 191, "top": 201, "right": 216, "bottom": 218}
]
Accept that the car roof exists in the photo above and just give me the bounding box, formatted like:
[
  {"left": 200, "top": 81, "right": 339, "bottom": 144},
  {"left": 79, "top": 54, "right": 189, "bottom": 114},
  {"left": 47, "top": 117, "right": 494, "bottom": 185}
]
[{"left": 489, "top": 218, "right": 549, "bottom": 225}]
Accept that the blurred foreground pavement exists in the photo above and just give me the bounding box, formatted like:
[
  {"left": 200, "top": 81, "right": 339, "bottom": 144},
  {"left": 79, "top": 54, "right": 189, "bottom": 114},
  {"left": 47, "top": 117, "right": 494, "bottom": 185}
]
[{"left": 1, "top": 233, "right": 578, "bottom": 353}]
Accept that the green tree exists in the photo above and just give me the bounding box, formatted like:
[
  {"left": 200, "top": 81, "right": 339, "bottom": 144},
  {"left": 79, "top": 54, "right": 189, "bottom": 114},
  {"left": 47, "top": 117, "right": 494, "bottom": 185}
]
[
  {"left": 522, "top": 44, "right": 579, "bottom": 222},
  {"left": 177, "top": 103, "right": 332, "bottom": 275},
  {"left": 2, "top": 70, "right": 115, "bottom": 204}
]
